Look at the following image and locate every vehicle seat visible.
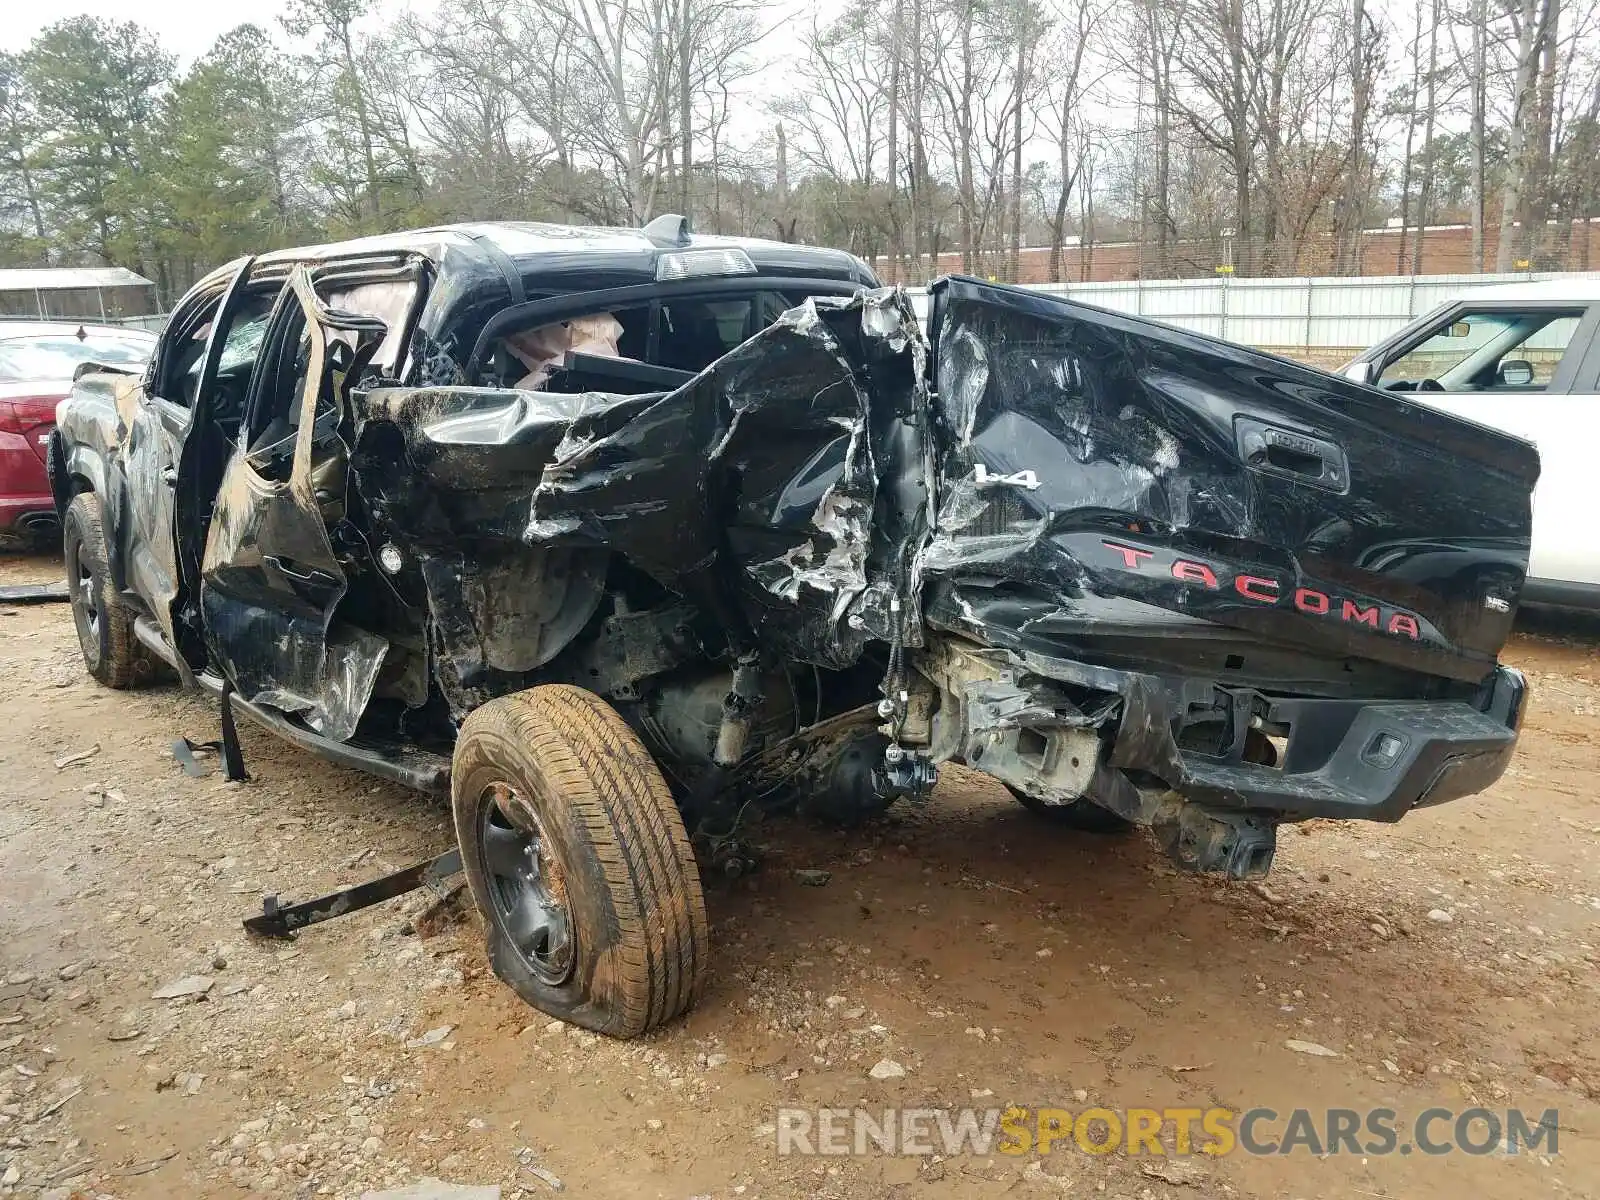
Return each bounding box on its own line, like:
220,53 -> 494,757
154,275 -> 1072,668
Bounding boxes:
657,305 -> 727,373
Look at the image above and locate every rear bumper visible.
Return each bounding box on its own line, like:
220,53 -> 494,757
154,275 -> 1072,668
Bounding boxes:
0,430 -> 54,535
1177,666 -> 1526,822
927,637 -> 1526,828
0,492 -> 59,536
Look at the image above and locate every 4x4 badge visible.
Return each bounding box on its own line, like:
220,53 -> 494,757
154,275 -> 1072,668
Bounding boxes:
972,462 -> 1040,490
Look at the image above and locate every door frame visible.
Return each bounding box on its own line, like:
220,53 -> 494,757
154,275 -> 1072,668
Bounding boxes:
119,257 -> 259,657
172,257 -> 260,619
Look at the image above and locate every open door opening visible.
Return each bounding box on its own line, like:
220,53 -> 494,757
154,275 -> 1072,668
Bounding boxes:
198,266 -> 391,742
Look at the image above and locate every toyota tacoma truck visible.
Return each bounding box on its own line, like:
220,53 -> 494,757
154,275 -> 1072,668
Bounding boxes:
48,217 -> 1535,1037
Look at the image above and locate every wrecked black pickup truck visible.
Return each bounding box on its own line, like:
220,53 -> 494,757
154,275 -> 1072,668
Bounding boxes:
48,217 -> 1536,1036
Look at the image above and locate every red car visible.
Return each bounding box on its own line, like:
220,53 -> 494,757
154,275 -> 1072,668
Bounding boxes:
0,321 -> 156,548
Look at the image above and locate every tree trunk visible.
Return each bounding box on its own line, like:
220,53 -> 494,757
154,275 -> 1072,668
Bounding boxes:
1080,176 -> 1094,281
1525,0 -> 1561,265
1495,0 -> 1546,271
1470,0 -> 1487,270
1151,23 -> 1172,277
1008,33 -> 1024,283
1412,0 -> 1440,275
909,0 -> 925,280
1228,0 -> 1251,274
1338,0 -> 1371,275
1049,185 -> 1069,283
887,0 -> 904,279
1233,146 -> 1252,276
338,20 -> 382,222
679,0 -> 692,217
958,0 -> 976,276
1396,0 -> 1421,274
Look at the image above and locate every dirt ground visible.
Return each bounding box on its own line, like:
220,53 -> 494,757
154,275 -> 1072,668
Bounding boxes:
1,551 -> 1596,1200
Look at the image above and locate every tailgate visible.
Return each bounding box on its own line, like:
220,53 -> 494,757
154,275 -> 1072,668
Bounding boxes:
924,277 -> 1539,683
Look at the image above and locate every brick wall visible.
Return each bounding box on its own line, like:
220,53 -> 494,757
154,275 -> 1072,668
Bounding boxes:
871,220 -> 1600,285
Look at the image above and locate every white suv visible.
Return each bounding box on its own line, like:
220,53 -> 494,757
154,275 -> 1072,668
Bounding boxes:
1342,279 -> 1600,610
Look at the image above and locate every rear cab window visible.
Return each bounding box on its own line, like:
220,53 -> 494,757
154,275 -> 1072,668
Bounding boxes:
481,288 -> 845,394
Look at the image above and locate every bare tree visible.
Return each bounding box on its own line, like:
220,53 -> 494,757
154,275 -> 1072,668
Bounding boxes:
768,11 -> 893,255
771,13 -> 887,187
1494,0 -> 1560,268
9,0 -> 1600,284
1039,0 -> 1105,282
923,0 -> 1044,274
1411,0 -> 1446,273
1333,0 -> 1384,273
282,0 -> 383,222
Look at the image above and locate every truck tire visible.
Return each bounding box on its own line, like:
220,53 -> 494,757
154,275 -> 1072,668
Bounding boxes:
451,684 -> 709,1038
1007,785 -> 1134,834
63,492 -> 148,689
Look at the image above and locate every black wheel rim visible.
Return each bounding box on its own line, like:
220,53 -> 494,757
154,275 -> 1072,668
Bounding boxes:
71,544 -> 99,644
477,783 -> 574,987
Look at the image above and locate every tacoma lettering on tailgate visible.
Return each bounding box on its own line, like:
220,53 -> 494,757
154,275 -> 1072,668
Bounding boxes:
1101,539 -> 1423,641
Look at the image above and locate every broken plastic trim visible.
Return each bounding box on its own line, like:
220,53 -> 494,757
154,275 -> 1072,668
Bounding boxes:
0,582 -> 68,603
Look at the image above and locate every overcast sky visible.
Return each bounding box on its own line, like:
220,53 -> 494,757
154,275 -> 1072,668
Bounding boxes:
0,0 -> 824,61
5,0 -> 1442,173
2,0 -> 833,153
1,0 -> 305,59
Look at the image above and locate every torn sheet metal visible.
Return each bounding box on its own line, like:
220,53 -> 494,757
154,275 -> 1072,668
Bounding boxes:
358,288 -> 934,686
527,288 -> 935,667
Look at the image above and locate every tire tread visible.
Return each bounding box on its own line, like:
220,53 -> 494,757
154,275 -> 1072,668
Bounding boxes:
63,492 -> 144,689
453,685 -> 707,1037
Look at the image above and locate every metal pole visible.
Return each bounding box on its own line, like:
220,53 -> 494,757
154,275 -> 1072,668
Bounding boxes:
1304,277 -> 1315,357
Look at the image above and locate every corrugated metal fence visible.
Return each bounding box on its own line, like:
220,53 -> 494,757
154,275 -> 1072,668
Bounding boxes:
54,270 -> 1600,353
906,270 -> 1600,355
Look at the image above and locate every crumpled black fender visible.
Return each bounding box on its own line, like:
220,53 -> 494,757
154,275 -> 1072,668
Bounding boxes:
357,289 -> 935,683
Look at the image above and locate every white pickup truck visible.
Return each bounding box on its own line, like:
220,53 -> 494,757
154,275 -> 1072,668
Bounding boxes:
1342,278 -> 1600,610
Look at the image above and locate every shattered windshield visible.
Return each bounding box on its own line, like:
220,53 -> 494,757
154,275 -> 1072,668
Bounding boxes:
203,310 -> 272,376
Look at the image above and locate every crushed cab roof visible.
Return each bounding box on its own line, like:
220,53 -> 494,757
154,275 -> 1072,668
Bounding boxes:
192,220 -> 871,297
